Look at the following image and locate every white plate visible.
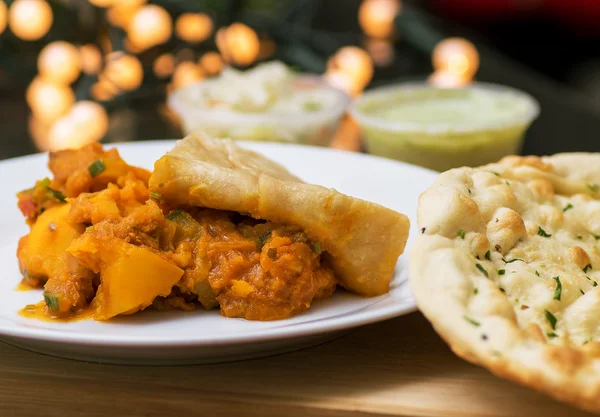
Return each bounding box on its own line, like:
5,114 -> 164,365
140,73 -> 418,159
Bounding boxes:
0,140 -> 437,365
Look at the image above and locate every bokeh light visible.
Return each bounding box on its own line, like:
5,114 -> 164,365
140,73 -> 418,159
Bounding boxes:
358,0 -> 400,39
47,101 -> 109,151
79,44 -> 102,75
153,53 -> 175,78
127,4 -> 172,50
199,52 -> 223,76
103,52 -> 144,92
432,37 -> 479,81
91,76 -> 120,101
26,77 -> 75,122
172,61 -> 205,90
8,0 -> 53,41
70,101 -> 109,143
325,46 -> 374,96
0,1 -> 7,35
427,70 -> 470,88
175,13 -> 213,44
217,23 -> 260,66
106,0 -> 145,29
38,41 -> 82,85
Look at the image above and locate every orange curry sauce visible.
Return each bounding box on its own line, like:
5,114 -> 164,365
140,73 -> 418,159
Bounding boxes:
16,143 -> 336,322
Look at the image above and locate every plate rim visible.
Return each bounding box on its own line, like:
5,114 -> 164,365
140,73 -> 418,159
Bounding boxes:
0,140 -> 436,348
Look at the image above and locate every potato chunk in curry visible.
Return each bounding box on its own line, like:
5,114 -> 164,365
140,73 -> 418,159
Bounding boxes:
16,144 -> 337,321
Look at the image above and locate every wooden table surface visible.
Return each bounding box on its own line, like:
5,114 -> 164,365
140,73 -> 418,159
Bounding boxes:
0,312 -> 595,417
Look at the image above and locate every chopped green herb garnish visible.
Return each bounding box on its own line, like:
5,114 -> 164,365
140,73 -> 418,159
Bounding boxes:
562,203 -> 573,213
43,292 -> 59,312
267,247 -> 277,259
505,258 -> 524,264
587,276 -> 598,287
537,226 -> 552,238
488,171 -> 500,177
580,289 -> 585,295
545,310 -> 557,330
583,264 -> 593,273
165,209 -> 185,221
587,183 -> 599,192
476,263 -> 488,277
577,235 -> 583,240
485,250 -> 491,261
463,315 -> 480,327
473,288 -> 479,295
547,332 -> 558,339
535,270 -> 540,277
150,191 -> 161,201
498,269 -> 505,275
48,187 -> 66,203
303,101 -> 322,112
88,159 -> 105,178
595,234 -> 600,241
553,276 -> 562,301
38,177 -> 50,188
505,180 -> 510,186
458,229 -> 465,239
312,242 -> 322,255
257,230 -> 272,250
499,287 -> 505,293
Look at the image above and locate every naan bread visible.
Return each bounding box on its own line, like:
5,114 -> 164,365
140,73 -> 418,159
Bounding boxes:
150,133 -> 410,296
411,153 -> 600,413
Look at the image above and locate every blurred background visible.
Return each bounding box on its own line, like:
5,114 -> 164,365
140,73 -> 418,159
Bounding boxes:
1,0 -> 599,160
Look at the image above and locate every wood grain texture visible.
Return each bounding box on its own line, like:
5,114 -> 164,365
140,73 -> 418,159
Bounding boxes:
0,312 -> 595,417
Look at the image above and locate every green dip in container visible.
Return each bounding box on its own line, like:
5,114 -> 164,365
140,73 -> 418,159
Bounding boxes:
349,82 -> 540,171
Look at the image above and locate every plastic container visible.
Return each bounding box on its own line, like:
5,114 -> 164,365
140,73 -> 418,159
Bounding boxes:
349,82 -> 540,171
168,75 -> 350,147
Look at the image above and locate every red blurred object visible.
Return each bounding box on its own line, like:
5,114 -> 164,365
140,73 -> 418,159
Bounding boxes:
429,0 -> 600,36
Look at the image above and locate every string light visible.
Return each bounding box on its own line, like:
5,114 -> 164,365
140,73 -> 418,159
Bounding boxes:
153,53 -> 175,78
175,13 -> 213,43
326,46 -> 374,96
70,101 -> 109,143
103,52 -> 143,92
199,52 -> 223,76
26,77 -> 75,122
217,23 -> 260,66
91,76 -> 119,101
47,101 -> 109,151
79,44 -> 102,75
215,28 -> 232,63
38,41 -> 81,85
432,37 -> 479,81
127,4 -> 172,50
8,0 -> 53,41
124,35 -> 145,53
358,0 -> 400,39
0,1 -> 7,35
172,62 -> 205,90
106,0 -> 145,29
427,70 -> 470,88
